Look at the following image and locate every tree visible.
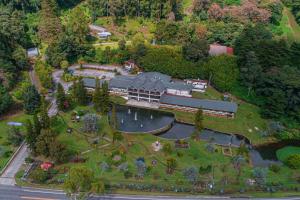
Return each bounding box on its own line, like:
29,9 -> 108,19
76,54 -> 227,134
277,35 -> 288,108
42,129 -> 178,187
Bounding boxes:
23,85 -> 41,114
195,109 -> 204,131
204,55 -> 238,92
109,0 -> 124,22
100,81 -> 110,114
38,0 -> 62,44
66,6 -> 90,44
112,131 -> 123,144
162,143 -> 172,155
183,166 -> 199,185
239,51 -> 262,96
252,167 -> 268,187
73,78 -> 88,105
40,97 -> 50,129
35,129 -> 57,157
208,3 -> 224,21
7,127 -> 23,146
56,83 -> 67,111
135,160 -> 146,179
285,154 -> 300,169
0,86 -> 13,115
110,103 -> 118,129
49,141 -> 70,163
166,157 -> 177,174
93,78 -> 101,112
193,0 -> 211,14
118,39 -> 126,50
232,155 -> 245,181
182,39 -> 209,62
25,117 -> 42,154
64,166 -> 95,200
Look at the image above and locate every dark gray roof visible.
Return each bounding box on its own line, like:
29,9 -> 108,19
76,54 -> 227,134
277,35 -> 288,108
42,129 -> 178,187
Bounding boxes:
128,72 -> 170,93
160,94 -> 238,113
165,81 -> 193,91
109,75 -> 136,89
83,78 -> 106,88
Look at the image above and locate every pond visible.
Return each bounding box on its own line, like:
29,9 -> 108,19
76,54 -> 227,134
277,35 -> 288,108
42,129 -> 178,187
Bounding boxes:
109,104 -> 299,168
108,105 -> 175,134
250,140 -> 300,167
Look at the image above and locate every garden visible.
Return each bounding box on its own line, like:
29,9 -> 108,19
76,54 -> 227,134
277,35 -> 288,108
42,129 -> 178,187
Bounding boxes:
16,102 -> 300,197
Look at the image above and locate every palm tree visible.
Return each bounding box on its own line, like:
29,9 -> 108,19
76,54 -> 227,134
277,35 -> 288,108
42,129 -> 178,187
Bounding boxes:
166,157 -> 177,174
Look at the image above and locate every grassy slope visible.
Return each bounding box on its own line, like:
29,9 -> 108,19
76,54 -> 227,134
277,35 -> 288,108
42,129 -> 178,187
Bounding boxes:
276,7 -> 300,43
171,87 -> 268,144
0,113 -> 29,171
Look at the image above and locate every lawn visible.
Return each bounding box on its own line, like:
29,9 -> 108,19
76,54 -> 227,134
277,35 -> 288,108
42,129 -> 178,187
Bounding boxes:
276,146 -> 300,162
94,17 -> 156,42
170,87 -> 269,145
16,105 -> 300,195
0,112 -> 29,171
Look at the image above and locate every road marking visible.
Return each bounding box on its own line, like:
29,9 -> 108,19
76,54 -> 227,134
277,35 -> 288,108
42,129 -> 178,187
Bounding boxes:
20,196 -> 58,200
22,189 -> 65,195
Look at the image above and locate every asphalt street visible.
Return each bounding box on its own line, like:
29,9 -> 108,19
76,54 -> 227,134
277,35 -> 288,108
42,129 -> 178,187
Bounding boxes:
1,185 -> 300,200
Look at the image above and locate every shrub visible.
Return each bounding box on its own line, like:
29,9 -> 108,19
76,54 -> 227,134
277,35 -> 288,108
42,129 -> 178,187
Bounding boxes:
176,151 -> 184,157
124,171 -> 133,179
162,143 -> 172,155
29,168 -> 49,183
269,164 -> 281,173
285,154 -> 300,169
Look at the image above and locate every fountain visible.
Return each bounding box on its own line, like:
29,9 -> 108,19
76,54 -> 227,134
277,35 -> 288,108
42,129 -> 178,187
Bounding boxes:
134,112 -> 138,121
140,124 -> 143,128
150,115 -> 153,119
128,108 -> 131,114
121,119 -> 124,124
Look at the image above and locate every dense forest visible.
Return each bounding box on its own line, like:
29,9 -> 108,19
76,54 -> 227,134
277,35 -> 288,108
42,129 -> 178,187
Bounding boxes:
0,0 -> 300,128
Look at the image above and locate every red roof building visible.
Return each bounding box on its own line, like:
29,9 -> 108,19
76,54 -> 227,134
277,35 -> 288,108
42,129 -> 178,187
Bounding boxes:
209,44 -> 234,56
40,162 -> 53,171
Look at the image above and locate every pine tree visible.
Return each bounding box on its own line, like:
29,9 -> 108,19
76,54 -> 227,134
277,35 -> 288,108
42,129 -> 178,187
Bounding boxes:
100,81 -> 110,114
72,78 -> 88,105
195,109 -> 204,131
25,119 -> 36,152
40,97 -> 50,129
240,51 -> 262,96
93,78 -> 102,112
56,83 -> 66,111
23,85 -> 41,114
111,103 -> 118,129
33,114 -> 41,136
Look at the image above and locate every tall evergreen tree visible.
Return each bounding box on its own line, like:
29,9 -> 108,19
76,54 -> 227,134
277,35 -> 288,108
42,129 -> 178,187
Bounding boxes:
195,109 -> 204,131
100,81 -> 110,114
56,83 -> 66,111
240,51 -> 262,96
77,78 -> 88,105
40,97 -> 50,129
23,85 -> 41,114
25,119 -> 36,152
93,78 -> 102,112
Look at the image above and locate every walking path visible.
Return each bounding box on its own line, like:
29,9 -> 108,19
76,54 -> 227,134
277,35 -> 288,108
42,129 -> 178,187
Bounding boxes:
0,143 -> 29,185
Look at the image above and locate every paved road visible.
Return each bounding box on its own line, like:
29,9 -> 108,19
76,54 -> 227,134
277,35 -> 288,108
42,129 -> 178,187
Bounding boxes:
0,143 -> 29,185
1,185 -> 299,200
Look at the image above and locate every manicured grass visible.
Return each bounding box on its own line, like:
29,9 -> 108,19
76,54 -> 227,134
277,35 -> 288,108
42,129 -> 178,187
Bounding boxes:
192,86 -> 222,100
0,112 -> 29,171
276,146 -> 300,162
170,87 -> 268,144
